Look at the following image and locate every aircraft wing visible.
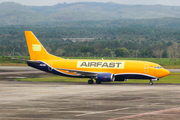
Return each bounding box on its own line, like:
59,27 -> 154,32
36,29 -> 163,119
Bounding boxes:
56,68 -> 98,77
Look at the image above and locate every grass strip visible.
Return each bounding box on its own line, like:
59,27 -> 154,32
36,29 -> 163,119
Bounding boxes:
16,73 -> 180,84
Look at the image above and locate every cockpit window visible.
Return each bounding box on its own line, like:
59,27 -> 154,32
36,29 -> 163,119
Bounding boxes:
154,66 -> 163,69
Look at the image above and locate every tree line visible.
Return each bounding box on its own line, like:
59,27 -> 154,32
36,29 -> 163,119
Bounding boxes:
0,24 -> 180,64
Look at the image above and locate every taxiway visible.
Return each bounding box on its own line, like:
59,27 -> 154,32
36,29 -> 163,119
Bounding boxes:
0,81 -> 180,120
0,66 -> 180,119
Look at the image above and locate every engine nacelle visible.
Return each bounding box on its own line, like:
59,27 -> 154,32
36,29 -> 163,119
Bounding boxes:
96,73 -> 115,82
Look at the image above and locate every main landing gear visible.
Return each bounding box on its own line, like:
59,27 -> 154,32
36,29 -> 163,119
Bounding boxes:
149,79 -> 153,85
88,79 -> 94,84
88,78 -> 101,84
96,80 -> 101,84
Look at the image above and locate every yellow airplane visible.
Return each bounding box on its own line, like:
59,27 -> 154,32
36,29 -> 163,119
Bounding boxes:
13,31 -> 170,85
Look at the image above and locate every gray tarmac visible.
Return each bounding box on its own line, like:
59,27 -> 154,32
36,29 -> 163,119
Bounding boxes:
0,66 -> 180,120
0,81 -> 180,120
0,66 -> 45,76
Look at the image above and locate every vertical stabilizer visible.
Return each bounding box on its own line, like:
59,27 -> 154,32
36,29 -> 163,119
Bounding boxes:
25,31 -> 63,60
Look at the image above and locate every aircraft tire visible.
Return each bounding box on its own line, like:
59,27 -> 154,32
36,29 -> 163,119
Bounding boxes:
88,80 -> 94,84
149,82 -> 153,85
96,81 -> 101,84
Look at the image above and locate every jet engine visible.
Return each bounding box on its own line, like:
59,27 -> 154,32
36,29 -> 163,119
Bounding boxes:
96,73 -> 115,82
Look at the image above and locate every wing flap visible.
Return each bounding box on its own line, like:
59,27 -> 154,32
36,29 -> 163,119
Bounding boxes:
56,68 -> 97,77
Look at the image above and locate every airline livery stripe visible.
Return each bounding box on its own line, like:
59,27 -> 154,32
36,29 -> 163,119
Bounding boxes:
115,73 -> 157,79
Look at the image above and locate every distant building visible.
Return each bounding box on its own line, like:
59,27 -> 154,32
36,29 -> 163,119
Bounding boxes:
62,38 -> 95,42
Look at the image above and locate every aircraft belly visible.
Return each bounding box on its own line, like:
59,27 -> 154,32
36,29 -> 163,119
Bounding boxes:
115,73 -> 156,81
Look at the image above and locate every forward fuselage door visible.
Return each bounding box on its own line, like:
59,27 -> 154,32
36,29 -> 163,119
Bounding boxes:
144,64 -> 149,73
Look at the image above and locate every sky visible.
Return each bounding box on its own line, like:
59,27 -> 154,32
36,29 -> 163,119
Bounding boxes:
1,0 -> 180,6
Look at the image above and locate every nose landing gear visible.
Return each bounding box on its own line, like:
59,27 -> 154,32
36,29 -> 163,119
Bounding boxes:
149,78 -> 159,85
149,79 -> 153,85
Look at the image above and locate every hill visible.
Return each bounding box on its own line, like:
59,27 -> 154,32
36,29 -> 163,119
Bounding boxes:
1,2 -> 180,26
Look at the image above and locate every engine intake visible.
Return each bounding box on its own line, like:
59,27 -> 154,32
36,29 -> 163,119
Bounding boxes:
96,73 -> 115,82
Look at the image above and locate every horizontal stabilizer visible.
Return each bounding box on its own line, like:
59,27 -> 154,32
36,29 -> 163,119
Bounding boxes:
11,58 -> 40,64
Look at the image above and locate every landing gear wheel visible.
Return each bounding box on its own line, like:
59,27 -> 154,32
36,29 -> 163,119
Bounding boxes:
88,80 -> 94,84
149,80 -> 153,85
96,81 -> 101,84
149,82 -> 153,85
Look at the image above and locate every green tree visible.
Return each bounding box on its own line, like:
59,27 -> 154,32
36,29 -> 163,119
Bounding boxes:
162,51 -> 168,58
115,48 -> 129,57
55,48 -> 65,56
80,46 -> 92,53
103,48 -> 111,57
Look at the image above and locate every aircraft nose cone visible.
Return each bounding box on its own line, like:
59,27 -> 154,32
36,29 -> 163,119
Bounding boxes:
163,69 -> 170,76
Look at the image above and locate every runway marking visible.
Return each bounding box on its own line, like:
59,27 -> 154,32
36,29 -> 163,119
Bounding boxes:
151,103 -> 163,105
138,105 -> 144,107
108,107 -> 180,120
75,107 -> 130,117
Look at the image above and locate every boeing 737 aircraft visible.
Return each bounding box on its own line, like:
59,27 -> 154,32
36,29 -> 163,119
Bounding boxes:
13,31 -> 170,85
